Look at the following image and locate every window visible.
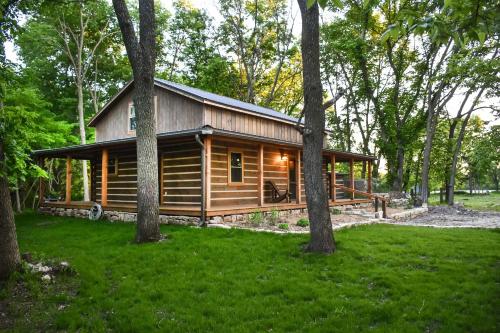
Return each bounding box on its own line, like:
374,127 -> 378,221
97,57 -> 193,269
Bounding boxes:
127,97 -> 158,133
228,150 -> 243,184
108,157 -> 118,176
128,103 -> 136,132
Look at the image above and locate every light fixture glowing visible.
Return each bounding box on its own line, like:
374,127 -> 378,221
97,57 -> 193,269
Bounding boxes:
280,149 -> 287,161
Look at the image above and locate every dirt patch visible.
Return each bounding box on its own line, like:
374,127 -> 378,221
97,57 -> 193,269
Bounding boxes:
393,205 -> 500,228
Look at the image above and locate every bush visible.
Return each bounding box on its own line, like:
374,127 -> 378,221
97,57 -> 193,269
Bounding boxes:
268,207 -> 280,225
278,223 -> 289,230
249,211 -> 263,226
331,208 -> 342,215
296,218 -> 309,227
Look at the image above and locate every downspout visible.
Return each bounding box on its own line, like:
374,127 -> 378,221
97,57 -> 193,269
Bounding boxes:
195,134 -> 206,227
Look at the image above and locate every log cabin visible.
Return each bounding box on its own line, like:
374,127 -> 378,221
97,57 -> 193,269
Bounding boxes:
34,78 -> 383,224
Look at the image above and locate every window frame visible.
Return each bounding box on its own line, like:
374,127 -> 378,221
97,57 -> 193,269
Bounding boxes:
127,102 -> 136,134
127,96 -> 158,134
108,157 -> 119,177
227,148 -> 245,185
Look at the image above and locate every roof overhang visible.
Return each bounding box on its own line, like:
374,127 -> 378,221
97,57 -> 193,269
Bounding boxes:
33,127 -> 375,162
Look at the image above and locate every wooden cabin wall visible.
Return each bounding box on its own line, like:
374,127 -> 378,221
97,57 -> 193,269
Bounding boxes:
160,139 -> 201,207
95,87 -> 204,142
96,149 -> 137,205
203,105 -> 303,145
210,139 -> 259,207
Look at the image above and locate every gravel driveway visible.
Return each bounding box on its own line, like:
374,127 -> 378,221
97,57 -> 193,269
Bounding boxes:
392,205 -> 500,229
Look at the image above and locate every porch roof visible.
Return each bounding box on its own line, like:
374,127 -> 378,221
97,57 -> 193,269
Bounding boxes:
32,127 -> 376,162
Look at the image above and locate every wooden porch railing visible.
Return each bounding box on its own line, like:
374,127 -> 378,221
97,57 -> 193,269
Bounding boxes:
333,184 -> 387,218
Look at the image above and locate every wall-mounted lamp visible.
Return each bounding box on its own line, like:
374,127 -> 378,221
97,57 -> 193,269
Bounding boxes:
280,149 -> 287,161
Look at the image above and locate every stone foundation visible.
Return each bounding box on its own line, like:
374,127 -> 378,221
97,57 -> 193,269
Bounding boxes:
208,208 -> 307,224
38,206 -> 200,226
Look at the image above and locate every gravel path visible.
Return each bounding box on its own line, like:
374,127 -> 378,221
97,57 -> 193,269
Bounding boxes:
391,205 -> 500,229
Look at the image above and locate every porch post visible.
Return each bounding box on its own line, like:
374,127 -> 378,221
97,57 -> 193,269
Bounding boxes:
296,149 -> 301,204
258,144 -> 264,206
101,149 -> 108,207
330,154 -> 336,202
349,158 -> 354,200
65,156 -> 72,204
205,136 -> 212,210
90,159 -> 97,202
367,160 -> 372,194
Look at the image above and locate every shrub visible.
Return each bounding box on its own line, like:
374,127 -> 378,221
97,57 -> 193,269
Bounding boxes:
278,223 -> 289,230
268,207 -> 280,225
331,208 -> 342,215
296,218 -> 309,227
249,211 -> 263,226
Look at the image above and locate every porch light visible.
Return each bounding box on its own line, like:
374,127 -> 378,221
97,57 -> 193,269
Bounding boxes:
280,149 -> 287,161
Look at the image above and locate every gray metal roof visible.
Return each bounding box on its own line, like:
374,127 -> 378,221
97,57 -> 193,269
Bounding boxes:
154,78 -> 300,124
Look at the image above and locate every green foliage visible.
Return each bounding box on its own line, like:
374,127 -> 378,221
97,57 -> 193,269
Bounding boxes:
429,192 -> 500,212
248,210 -> 263,226
268,207 -> 280,225
0,69 -> 75,182
278,223 -> 289,230
4,212 -> 499,331
331,208 -> 342,215
296,218 -> 309,227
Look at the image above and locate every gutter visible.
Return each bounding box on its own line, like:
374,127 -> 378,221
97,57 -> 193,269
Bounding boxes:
195,133 -> 208,227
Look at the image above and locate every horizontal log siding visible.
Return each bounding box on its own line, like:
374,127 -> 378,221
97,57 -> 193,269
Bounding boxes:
204,105 -> 302,144
161,140 -> 201,207
96,150 -> 137,205
210,139 -> 259,207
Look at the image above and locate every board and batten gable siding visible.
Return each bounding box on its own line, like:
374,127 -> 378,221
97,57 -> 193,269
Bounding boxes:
94,87 -> 204,142
203,105 -> 303,144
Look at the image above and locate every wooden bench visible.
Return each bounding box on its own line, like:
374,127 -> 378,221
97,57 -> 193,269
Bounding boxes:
267,180 -> 290,203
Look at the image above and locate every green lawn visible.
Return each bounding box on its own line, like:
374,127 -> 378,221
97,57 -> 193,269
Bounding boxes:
1,213 -> 499,332
429,191 -> 500,212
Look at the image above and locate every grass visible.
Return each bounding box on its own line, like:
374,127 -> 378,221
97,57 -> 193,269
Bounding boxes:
1,212 -> 499,332
429,191 -> 500,212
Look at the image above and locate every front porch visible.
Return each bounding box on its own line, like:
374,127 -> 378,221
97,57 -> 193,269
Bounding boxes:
35,132 -> 386,222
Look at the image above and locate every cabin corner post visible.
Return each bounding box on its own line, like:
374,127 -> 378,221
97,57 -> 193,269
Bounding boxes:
330,154 -> 336,202
295,149 -> 301,204
101,148 -> 108,207
367,160 -> 372,194
349,158 -> 354,200
205,135 -> 212,211
65,156 -> 72,204
258,144 -> 264,206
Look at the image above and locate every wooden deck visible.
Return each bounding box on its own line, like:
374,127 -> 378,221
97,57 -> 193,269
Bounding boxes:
41,198 -> 372,217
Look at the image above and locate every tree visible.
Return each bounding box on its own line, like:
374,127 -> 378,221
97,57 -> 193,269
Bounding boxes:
112,0 -> 161,243
297,0 -> 335,254
218,0 -> 299,106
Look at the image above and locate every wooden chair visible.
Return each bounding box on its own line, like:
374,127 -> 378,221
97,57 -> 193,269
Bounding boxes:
267,180 -> 290,203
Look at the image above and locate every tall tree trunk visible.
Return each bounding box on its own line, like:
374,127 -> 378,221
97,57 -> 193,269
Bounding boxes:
0,142 -> 21,280
391,144 -> 404,192
113,0 -> 161,243
297,0 -> 335,254
76,81 -> 90,201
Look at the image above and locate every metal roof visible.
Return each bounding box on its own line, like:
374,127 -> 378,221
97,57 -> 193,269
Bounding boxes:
154,79 -> 300,124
